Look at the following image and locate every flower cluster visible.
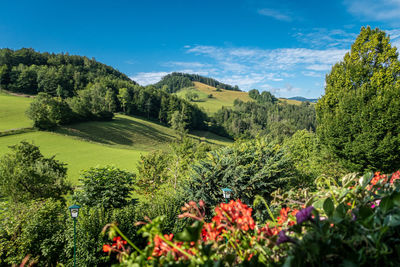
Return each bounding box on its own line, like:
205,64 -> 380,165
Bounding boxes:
200,199 -> 255,242
103,236 -> 128,253
368,171 -> 400,190
277,207 -> 298,227
152,234 -> 195,260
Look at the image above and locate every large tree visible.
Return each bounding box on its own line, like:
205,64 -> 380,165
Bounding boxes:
316,27 -> 400,172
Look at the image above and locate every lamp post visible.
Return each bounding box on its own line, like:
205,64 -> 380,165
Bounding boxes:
68,204 -> 81,267
221,188 -> 232,203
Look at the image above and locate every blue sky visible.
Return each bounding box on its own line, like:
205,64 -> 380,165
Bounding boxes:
1,0 -> 400,98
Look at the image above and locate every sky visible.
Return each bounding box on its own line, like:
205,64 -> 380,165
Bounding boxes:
1,0 -> 400,98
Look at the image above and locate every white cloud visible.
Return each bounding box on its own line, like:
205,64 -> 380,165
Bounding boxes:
293,28 -> 357,48
257,8 -> 292,22
302,71 -> 323,77
186,45 -> 347,72
130,72 -> 169,85
344,0 -> 400,25
387,29 -> 400,48
164,61 -> 210,68
306,64 -> 332,71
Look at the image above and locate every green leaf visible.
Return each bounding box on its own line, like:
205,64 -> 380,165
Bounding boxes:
323,198 -> 334,217
380,196 -> 394,214
392,192 -> 400,207
384,213 -> 400,227
175,221 -> 203,242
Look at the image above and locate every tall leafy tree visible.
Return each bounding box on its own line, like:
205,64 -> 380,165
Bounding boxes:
316,27 -> 400,172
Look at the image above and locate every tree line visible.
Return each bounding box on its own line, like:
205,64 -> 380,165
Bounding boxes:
210,99 -> 316,139
154,72 -> 240,93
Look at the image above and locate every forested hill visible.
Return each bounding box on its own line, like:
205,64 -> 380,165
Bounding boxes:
154,72 -> 240,93
0,48 -> 134,96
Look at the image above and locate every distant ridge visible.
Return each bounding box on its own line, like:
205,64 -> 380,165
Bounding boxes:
287,96 -> 318,103
154,72 -> 240,93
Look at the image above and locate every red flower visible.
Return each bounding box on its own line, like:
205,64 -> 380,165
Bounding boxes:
103,244 -> 111,253
390,171 -> 400,184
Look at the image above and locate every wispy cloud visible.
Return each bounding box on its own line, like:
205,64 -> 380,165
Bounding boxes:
387,29 -> 400,48
344,0 -> 400,25
293,28 -> 357,49
183,44 -> 348,96
130,72 -> 169,85
163,61 -> 210,68
186,45 -> 347,71
257,8 -> 292,22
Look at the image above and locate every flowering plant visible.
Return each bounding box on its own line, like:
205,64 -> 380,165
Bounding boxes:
103,171 -> 400,266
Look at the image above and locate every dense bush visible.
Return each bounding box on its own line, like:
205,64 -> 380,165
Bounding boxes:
0,199 -> 67,266
73,166 -> 136,209
316,26 -> 400,172
188,137 -> 295,208
26,92 -> 73,129
282,129 -> 347,186
0,141 -> 71,202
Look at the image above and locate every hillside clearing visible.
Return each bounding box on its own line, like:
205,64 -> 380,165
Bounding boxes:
176,82 -> 254,114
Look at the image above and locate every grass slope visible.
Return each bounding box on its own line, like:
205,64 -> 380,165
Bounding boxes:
176,82 -> 306,112
176,82 -> 253,114
0,113 -> 232,183
0,92 -> 33,131
0,131 -> 144,184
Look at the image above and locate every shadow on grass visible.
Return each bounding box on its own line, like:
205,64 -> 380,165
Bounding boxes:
56,116 -> 176,148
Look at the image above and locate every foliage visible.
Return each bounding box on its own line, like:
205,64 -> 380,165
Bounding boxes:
0,141 -> 71,202
188,137 -> 295,208
26,92 -> 72,129
0,48 -> 132,96
212,98 -> 316,139
316,26 -> 400,172
0,199 -> 67,266
169,109 -> 189,140
136,138 -> 213,196
103,170 -> 400,266
155,72 -> 240,92
73,166 -> 136,209
282,129 -> 347,186
248,89 -> 278,104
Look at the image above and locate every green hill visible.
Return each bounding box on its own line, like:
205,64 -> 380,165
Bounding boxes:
176,82 -> 254,114
0,93 -> 232,183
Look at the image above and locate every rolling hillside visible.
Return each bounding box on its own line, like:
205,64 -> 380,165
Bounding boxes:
175,81 -> 307,112
0,93 -> 232,183
176,82 -> 254,113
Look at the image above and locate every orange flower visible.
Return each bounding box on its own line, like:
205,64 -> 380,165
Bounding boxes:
102,244 -> 111,253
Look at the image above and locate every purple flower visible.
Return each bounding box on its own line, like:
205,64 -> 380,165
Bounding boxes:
276,230 -> 294,245
296,206 -> 314,224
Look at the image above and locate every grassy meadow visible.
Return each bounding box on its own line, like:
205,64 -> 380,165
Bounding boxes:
0,93 -> 232,184
0,92 -> 33,131
176,82 -> 254,114
175,82 -> 305,113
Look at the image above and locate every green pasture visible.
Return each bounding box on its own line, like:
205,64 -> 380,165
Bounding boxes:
0,92 -> 33,131
0,131 -> 145,184
175,82 -> 254,114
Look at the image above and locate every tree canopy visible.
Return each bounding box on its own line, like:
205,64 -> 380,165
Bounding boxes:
316,27 -> 400,172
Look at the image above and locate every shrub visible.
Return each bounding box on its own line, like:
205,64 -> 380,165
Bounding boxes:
0,141 -> 71,202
